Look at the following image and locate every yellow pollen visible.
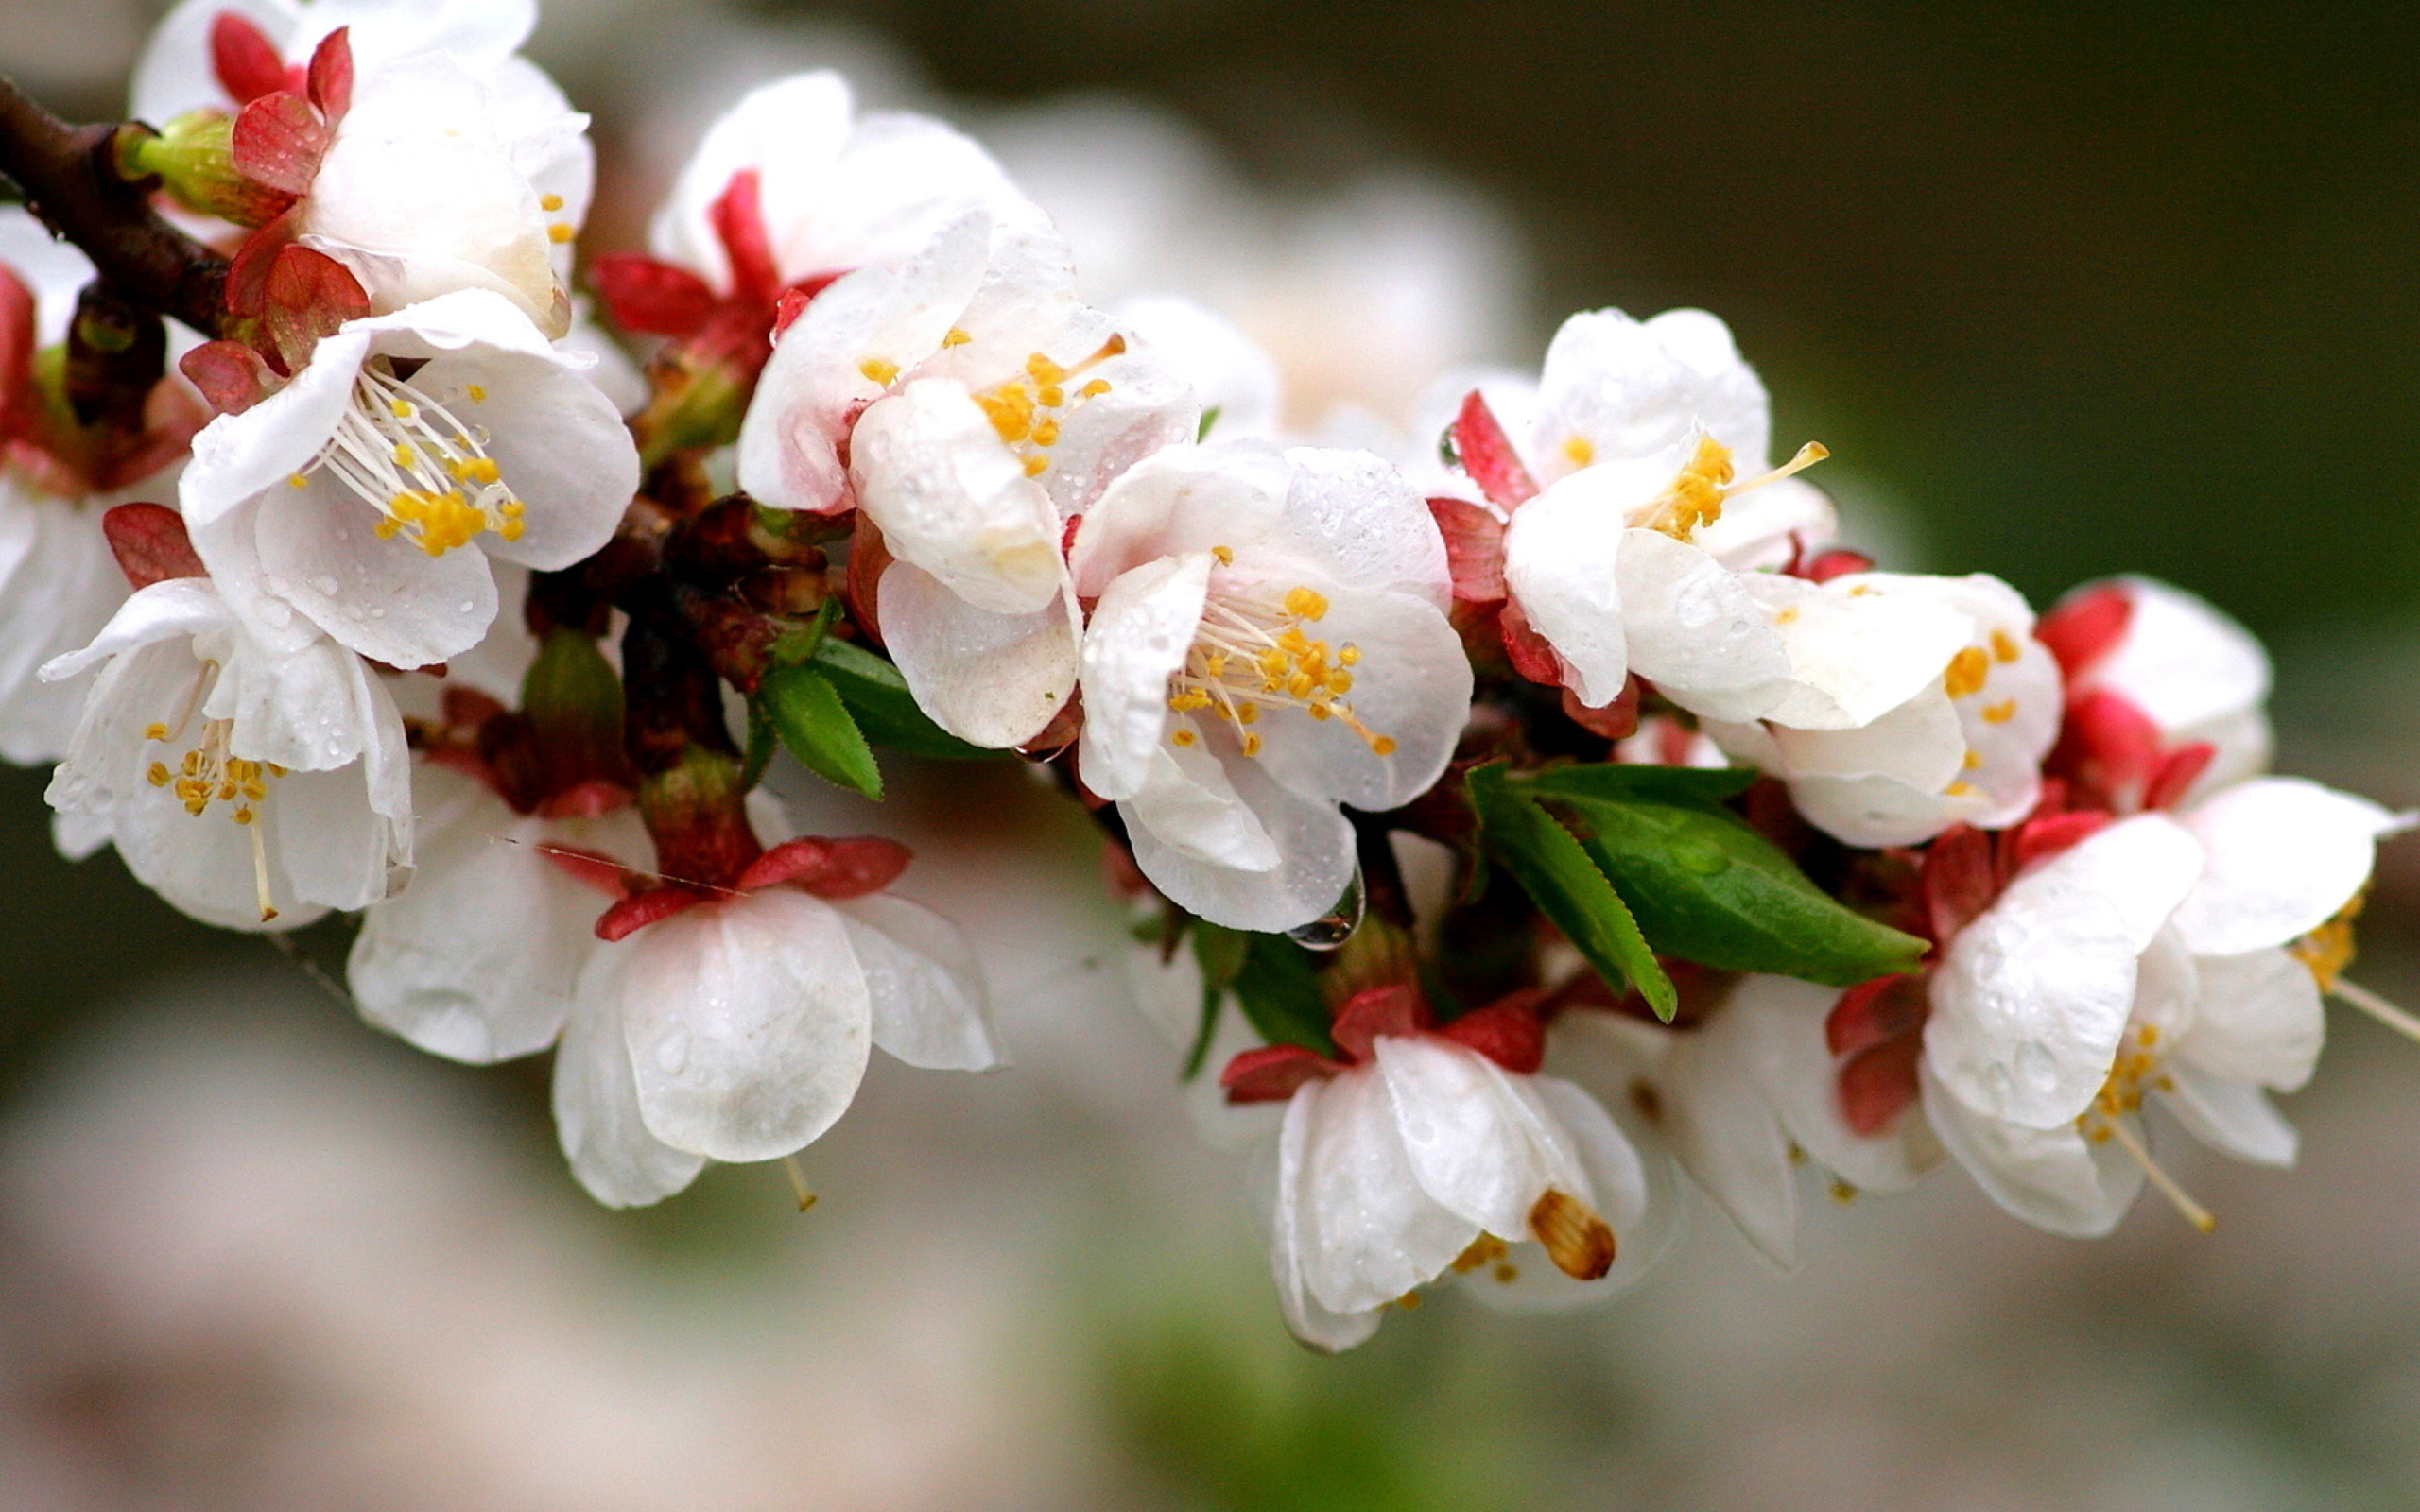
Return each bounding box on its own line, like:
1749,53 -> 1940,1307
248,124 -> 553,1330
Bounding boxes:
1943,645 -> 1991,699
547,222 -> 575,244
859,357 -> 900,386
1339,644 -> 1361,666
1212,545 -> 1234,566
392,443 -> 414,467
540,193 -> 564,212
1171,728 -> 1198,747
1023,455 -> 1049,477
1962,748 -> 1982,770
1564,436 -> 1596,467
1639,437 -> 1828,541
1991,628 -> 2022,662
389,399 -> 413,419
300,360 -> 528,558
144,722 -> 168,741
1451,1234 -> 1507,1274
2292,892 -> 2364,991
1164,583 -> 1396,758
1283,587 -> 1329,620
1775,605 -> 1800,625
942,327 -> 972,347
146,762 -> 170,786
1036,385 -> 1064,407
1945,780 -> 1978,797
1240,732 -> 1262,757
1980,698 -> 2017,725
1078,379 -> 1111,399
465,385 -> 486,403
287,473 -> 307,489
1031,419 -> 1060,446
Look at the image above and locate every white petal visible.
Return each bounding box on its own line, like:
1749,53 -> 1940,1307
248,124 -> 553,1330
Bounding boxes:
1076,552 -> 1210,799
1926,814 -> 2204,1128
1066,440 -> 1289,596
1500,471 -> 1629,706
1248,583 -> 1471,814
1920,1060 -> 2142,1238
553,969 -> 707,1209
1269,1079 -> 1397,1349
2174,947 -> 2324,1092
1123,739 -> 1357,933
1122,737 -> 1281,872
1744,571 -> 1978,731
878,561 -> 1077,748
1769,689 -> 1965,788
1533,307 -> 1769,479
618,889 -> 873,1162
1115,295 -> 1281,438
2090,576 -> 2271,743
182,326 -> 374,535
2169,777 -> 2399,956
1374,1035 -> 1582,1240
1731,973 -> 1939,1195
0,499 -> 126,765
417,348 -> 636,570
251,477 -> 499,668
2152,1066 -> 2298,1167
1295,1065 -> 1479,1315
1276,447 -> 1451,604
1615,528 -> 1795,720
1660,1005 -> 1801,1271
129,0 -> 294,122
831,893 -> 1002,1072
852,380 -> 1065,615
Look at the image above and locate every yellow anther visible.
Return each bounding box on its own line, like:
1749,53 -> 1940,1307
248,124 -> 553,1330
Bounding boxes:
1079,379 -> 1111,398
540,193 -> 564,212
1371,735 -> 1397,756
1026,353 -> 1066,384
2292,892 -> 2364,990
1991,628 -> 2022,662
1943,646 -> 1991,699
393,443 -> 414,467
1980,699 -> 2016,725
144,723 -> 168,741
547,223 -> 575,244
287,473 -> 307,489
1339,644 -> 1360,666
465,385 -> 486,403
1328,671 -> 1355,695
1962,748 -> 1983,770
1240,732 -> 1263,757
1945,780 -> 1978,797
942,327 -> 972,347
1023,455 -> 1049,477
1031,419 -> 1060,447
1564,436 -> 1596,467
146,763 -> 170,786
1308,704 -> 1333,720
233,807 -> 253,824
859,357 -> 900,386
1283,587 -> 1330,620
1171,728 -> 1198,747
1036,385 -> 1064,408
1775,605 -> 1800,625
389,399 -> 414,419
1212,545 -> 1234,566
1235,702 -> 1258,725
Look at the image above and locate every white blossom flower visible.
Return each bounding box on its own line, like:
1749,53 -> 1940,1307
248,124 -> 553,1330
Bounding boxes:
181,289 -> 637,670
1921,785 -> 2400,1236
1552,975 -> 1939,1271
1224,988 -> 1668,1350
738,209 -> 1196,746
1067,440 -> 1470,932
2039,574 -> 2273,808
133,0 -> 591,336
1704,573 -> 2063,846
41,576 -> 411,930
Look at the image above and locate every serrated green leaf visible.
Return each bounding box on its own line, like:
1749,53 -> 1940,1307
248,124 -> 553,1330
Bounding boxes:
739,696 -> 776,791
1467,762 -> 1676,1021
1229,930 -> 1338,1057
760,662 -> 883,799
807,638 -> 997,760
1551,792 -> 1926,987
1520,761 -> 1755,810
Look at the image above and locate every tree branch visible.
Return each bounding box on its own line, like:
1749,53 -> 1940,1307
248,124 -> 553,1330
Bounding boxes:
0,77 -> 227,337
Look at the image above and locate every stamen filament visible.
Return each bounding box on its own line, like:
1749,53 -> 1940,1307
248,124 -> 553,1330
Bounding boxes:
2105,1116 -> 2215,1233
2331,978 -> 2420,1045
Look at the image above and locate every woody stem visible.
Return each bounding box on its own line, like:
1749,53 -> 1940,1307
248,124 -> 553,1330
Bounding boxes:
0,77 -> 229,337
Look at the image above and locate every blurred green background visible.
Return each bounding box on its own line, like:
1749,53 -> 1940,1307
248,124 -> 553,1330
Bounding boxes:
3,2 -> 2420,1508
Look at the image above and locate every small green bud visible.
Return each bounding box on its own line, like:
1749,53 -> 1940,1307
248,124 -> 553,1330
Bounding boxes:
116,112 -> 291,229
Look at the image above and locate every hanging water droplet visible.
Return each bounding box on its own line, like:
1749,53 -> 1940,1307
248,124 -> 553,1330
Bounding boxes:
1286,866 -> 1365,951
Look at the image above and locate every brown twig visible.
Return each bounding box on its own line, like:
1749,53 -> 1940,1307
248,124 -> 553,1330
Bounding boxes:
0,77 -> 227,336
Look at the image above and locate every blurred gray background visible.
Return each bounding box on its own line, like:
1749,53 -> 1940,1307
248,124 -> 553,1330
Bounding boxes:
4,2 -> 2420,1508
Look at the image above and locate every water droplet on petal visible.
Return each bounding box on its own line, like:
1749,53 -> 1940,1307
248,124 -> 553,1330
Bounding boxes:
458,600 -> 475,613
1286,866 -> 1365,951
654,1028 -> 689,1074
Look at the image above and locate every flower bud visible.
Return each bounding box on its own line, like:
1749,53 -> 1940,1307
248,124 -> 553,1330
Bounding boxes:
114,112 -> 292,229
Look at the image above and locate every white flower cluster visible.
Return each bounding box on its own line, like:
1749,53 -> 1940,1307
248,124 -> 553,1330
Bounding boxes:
0,0 -> 2406,1350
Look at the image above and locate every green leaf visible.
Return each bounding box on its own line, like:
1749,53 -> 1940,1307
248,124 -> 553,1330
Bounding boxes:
1197,405 -> 1222,442
1224,929 -> 1337,1057
759,662 -> 883,799
1467,762 -> 1676,1021
1184,922 -> 1252,1079
1550,792 -> 1927,988
739,696 -> 776,791
807,638 -> 997,761
1520,761 -> 1755,810
767,595 -> 840,668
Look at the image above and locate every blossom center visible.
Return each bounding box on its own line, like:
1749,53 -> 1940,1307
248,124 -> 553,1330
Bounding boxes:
1164,576 -> 1396,759
973,337 -> 1122,479
138,667 -> 287,922
297,361 -> 527,557
1634,435 -> 1829,540
2078,1022 -> 2216,1233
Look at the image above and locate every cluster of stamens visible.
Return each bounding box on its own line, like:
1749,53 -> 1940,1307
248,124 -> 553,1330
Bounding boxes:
2078,1022 -> 2215,1232
861,334 -> 1125,480
1938,628 -> 2031,797
140,687 -> 288,922
1164,574 -> 1396,759
1632,434 -> 1830,540
296,361 -> 525,558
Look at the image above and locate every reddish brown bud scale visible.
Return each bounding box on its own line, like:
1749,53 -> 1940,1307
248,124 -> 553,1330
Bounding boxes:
595,885 -> 712,941
1437,991 -> 1547,1074
1836,1033 -> 1924,1137
1219,1043 -> 1345,1103
735,835 -> 912,898
590,252 -> 719,338
101,502 -> 204,588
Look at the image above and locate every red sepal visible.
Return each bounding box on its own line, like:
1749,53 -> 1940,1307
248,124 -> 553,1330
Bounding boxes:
1799,548 -> 1874,583
102,503 -> 205,589
1919,823 -> 1996,947
1836,1033 -> 1923,1137
180,339 -> 277,414
1426,495 -> 1507,602
262,244 -> 370,373
210,12 -> 289,105
232,90 -> 331,197
589,252 -> 718,338
1562,679 -> 1639,742
1219,1043 -> 1344,1104
2036,583 -> 2133,681
223,204 -> 301,322
2142,741 -> 2216,812
1825,972 -> 1928,1058
0,263 -> 33,438
596,885 -> 711,941
735,834 -> 912,898
771,271 -> 844,336
303,27 -> 353,121
1451,389 -> 1538,511
1438,990 -> 1547,1074
709,169 -> 782,306
2005,807 -> 2111,875
1330,984 -> 1426,1063
843,511 -> 891,644
1498,595 -> 1563,686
